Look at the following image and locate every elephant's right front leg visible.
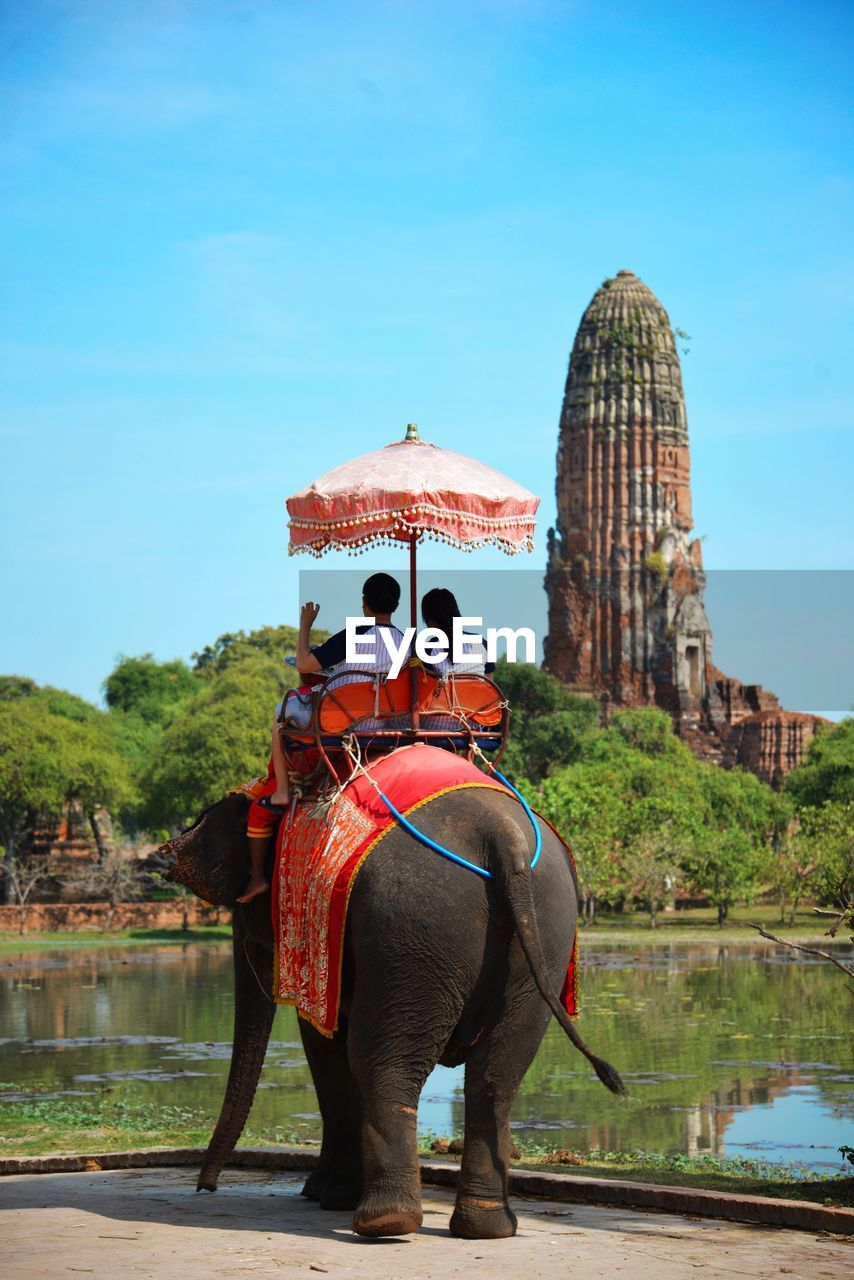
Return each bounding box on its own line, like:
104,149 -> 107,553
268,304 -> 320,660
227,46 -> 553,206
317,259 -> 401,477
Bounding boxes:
298,1018 -> 364,1210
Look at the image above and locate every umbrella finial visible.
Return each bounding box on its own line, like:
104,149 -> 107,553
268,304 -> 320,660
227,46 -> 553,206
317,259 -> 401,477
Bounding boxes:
404,422 -> 420,442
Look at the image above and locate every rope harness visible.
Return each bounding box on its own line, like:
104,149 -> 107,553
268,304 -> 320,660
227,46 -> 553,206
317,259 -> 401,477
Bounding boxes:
341,734 -> 541,880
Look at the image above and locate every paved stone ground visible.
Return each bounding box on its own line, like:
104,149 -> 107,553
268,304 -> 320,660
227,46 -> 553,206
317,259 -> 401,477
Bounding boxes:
2,1168 -> 850,1279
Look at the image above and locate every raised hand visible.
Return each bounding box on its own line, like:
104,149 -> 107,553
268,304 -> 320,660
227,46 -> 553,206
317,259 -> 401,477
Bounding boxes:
300,600 -> 321,631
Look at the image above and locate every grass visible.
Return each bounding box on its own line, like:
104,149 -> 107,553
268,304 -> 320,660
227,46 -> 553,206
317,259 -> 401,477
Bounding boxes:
0,1096 -> 313,1158
424,1137 -> 854,1207
519,1151 -> 854,1207
0,1098 -> 219,1157
3,902 -> 842,955
2,1098 -> 851,1207
576,902 -> 843,946
0,926 -> 233,955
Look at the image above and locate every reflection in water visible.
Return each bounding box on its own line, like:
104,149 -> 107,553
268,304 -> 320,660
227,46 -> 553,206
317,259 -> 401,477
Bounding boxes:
2,941 -> 852,1172
724,1087 -> 847,1163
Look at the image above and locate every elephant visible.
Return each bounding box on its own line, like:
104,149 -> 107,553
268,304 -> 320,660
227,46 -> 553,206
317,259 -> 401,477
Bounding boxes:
161,783 -> 624,1240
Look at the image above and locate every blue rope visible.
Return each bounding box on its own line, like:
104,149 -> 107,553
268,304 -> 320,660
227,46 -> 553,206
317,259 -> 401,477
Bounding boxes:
493,767 -> 542,870
374,767 -> 541,880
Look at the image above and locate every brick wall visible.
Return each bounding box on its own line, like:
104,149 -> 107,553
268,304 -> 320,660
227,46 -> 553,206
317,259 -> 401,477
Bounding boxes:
0,900 -> 227,932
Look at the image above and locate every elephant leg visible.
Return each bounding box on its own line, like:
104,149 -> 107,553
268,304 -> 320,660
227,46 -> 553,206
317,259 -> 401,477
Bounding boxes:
198,910 -> 276,1192
299,1137 -> 331,1204
450,999 -> 551,1239
347,998 -> 455,1237
298,1018 -> 363,1210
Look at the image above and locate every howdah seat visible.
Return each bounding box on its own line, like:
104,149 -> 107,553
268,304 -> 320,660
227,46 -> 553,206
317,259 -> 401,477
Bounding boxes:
280,669 -> 508,781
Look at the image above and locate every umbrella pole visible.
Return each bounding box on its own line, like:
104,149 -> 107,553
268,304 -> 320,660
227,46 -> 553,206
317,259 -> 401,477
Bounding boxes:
409,534 -> 418,630
409,534 -> 420,733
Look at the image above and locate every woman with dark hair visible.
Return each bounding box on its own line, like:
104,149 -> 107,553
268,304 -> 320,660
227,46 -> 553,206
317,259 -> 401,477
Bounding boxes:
420,587 -> 492,676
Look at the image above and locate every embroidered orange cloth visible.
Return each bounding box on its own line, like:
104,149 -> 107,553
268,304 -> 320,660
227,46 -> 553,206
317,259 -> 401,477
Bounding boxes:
270,743 -> 579,1035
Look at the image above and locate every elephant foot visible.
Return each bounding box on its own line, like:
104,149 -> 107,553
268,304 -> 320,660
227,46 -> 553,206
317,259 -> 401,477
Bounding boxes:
450,1196 -> 517,1239
320,1175 -> 363,1211
352,1193 -> 422,1237
300,1167 -> 327,1201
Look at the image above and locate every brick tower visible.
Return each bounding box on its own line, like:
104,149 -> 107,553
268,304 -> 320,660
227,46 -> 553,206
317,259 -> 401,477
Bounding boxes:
545,269 -> 714,717
544,269 -> 827,783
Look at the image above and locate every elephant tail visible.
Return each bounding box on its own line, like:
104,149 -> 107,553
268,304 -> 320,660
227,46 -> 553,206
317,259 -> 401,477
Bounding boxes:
497,811 -> 626,1097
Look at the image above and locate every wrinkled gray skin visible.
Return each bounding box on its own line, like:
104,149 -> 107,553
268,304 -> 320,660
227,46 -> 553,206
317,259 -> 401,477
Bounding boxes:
162,788 -> 623,1239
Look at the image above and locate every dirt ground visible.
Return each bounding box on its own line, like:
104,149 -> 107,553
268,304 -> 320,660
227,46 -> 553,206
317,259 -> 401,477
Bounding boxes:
2,1167 -> 850,1279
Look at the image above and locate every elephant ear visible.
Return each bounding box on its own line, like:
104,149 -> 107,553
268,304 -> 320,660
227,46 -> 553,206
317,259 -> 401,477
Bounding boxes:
163,793 -> 251,907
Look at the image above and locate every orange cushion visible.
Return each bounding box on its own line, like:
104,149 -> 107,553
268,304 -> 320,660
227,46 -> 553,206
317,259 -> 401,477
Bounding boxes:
317,674 -> 412,734
417,672 -> 503,728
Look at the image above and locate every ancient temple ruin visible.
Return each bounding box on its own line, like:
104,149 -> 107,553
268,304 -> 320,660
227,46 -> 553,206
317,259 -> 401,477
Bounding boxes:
544,269 -> 826,786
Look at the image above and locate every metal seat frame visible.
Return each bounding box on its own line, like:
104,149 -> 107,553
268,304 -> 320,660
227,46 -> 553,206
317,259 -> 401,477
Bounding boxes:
279,668 -> 508,787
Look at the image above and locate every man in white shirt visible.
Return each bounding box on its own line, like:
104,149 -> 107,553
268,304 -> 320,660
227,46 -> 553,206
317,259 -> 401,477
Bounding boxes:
237,574 -> 407,904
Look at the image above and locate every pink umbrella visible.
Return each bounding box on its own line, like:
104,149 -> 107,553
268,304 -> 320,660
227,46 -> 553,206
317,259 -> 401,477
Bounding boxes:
287,423 -> 537,558
287,424 -> 539,732
287,423 -> 539,629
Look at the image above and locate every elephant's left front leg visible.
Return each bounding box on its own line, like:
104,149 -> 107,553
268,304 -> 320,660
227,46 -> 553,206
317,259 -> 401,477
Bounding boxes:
347,994 -> 456,1237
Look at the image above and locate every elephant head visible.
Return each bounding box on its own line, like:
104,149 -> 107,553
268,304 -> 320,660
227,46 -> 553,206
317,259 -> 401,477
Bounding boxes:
159,793 -> 249,906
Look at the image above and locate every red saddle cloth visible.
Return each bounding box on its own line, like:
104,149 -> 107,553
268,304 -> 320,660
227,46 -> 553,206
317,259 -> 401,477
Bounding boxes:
270,743 -> 579,1035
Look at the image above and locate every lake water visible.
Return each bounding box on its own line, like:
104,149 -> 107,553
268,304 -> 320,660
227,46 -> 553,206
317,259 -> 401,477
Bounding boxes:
2,940 -> 852,1174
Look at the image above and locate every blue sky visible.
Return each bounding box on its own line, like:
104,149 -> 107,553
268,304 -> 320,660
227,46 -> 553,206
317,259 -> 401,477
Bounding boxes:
1,0 -> 852,707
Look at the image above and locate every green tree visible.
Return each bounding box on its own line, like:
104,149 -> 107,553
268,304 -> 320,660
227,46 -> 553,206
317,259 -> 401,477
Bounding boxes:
592,748 -> 704,922
493,660 -> 579,720
138,657 -> 279,832
768,827 -> 819,924
536,710 -> 675,920
616,782 -> 703,927
699,759 -> 784,843
539,764 -> 626,921
0,676 -> 38,701
108,630 -> 310,835
521,708 -> 598,780
752,800 -> 854,994
767,801 -> 853,928
0,696 -> 130,872
799,800 -> 854,908
103,655 -> 203,833
495,661 -> 599,782
608,706 -> 675,757
9,681 -> 132,853
618,825 -> 685,928
684,827 -> 769,927
681,765 -> 780,927
536,706 -> 781,928
104,654 -> 201,725
784,717 -> 854,810
192,624 -> 326,686
0,699 -> 70,860
2,676 -> 107,725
